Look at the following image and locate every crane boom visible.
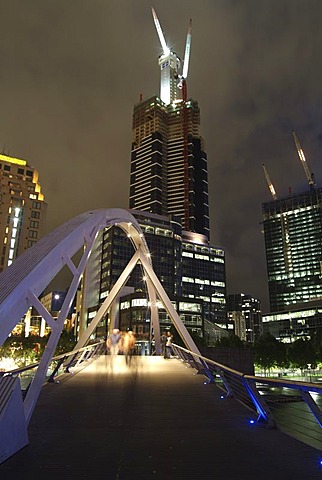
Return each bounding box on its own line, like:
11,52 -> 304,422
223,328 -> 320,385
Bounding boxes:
262,164 -> 278,200
151,6 -> 169,56
182,19 -> 192,80
292,130 -> 315,187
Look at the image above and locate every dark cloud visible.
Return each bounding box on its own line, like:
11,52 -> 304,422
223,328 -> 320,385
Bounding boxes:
0,0 -> 322,311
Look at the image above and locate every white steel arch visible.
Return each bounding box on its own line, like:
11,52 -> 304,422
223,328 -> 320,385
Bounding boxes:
0,208 -> 200,425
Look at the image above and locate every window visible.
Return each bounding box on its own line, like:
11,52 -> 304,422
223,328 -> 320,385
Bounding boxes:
32,201 -> 41,209
4,165 -> 10,171
18,168 -> 24,175
31,211 -> 40,219
30,220 -> 39,228
132,298 -> 148,307
28,230 -> 38,239
26,170 -> 33,177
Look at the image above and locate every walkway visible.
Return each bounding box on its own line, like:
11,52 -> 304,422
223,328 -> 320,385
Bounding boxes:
0,356 -> 321,479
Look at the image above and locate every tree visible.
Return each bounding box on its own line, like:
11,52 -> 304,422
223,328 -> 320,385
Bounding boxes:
288,338 -> 317,370
254,333 -> 287,373
0,335 -> 47,368
0,331 -> 76,370
214,334 -> 245,348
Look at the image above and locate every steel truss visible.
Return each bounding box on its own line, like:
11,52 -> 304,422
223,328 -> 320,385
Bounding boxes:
0,208 -> 200,430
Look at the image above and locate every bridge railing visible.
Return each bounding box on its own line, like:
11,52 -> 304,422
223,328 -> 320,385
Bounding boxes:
0,340 -> 106,392
172,343 -> 322,451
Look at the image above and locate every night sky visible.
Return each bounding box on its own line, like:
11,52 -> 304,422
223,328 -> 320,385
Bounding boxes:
1,0 -> 322,312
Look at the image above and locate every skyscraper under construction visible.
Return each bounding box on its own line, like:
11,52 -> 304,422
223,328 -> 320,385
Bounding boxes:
262,132 -> 322,312
81,8 -> 227,340
129,9 -> 210,239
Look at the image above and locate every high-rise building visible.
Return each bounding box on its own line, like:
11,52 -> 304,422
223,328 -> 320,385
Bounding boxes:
227,293 -> 262,342
79,9 -> 227,342
129,9 -> 209,239
262,188 -> 322,312
0,153 -> 47,272
130,96 -> 209,238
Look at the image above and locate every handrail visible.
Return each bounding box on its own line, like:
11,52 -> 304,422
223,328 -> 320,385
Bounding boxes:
172,343 -> 322,450
0,340 -> 105,380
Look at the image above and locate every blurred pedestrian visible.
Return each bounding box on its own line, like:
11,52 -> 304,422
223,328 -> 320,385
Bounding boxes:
106,329 -> 121,370
165,331 -> 173,359
123,330 -> 136,366
160,331 -> 167,358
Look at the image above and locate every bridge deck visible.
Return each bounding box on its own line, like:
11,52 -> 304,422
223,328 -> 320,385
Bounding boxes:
1,356 -> 321,479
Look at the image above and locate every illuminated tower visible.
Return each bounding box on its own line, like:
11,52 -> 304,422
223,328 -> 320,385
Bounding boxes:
0,153 -> 47,271
81,8 -> 227,340
129,8 -> 209,239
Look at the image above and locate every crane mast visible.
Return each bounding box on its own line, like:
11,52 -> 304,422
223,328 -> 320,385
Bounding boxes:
181,19 -> 192,230
292,130 -> 315,189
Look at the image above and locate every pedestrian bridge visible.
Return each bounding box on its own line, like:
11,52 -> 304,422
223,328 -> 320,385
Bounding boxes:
0,208 -> 321,478
0,347 -> 321,479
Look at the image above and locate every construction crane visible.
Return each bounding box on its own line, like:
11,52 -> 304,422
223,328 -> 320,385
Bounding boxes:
262,164 -> 278,200
151,6 -> 169,56
262,165 -> 293,274
292,130 -> 315,189
178,19 -> 192,102
151,7 -> 192,230
180,20 -> 192,230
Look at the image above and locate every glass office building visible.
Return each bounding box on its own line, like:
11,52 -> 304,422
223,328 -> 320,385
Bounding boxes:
262,303 -> 322,342
95,210 -> 226,339
262,188 -> 322,312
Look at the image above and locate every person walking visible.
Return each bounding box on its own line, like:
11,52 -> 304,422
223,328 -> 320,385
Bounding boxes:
165,331 -> 173,359
106,328 -> 121,371
160,331 -> 167,358
123,330 -> 136,366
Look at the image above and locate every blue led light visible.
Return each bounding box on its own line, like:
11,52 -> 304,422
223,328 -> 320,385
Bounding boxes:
249,419 -> 255,424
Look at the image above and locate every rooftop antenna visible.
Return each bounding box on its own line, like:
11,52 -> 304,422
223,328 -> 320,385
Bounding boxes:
292,130 -> 315,189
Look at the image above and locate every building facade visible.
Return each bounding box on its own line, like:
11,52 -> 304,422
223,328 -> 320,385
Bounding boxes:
91,210 -> 226,339
130,95 -> 210,238
262,302 -> 322,343
262,188 -> 322,312
0,153 -> 47,272
227,293 -> 262,342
